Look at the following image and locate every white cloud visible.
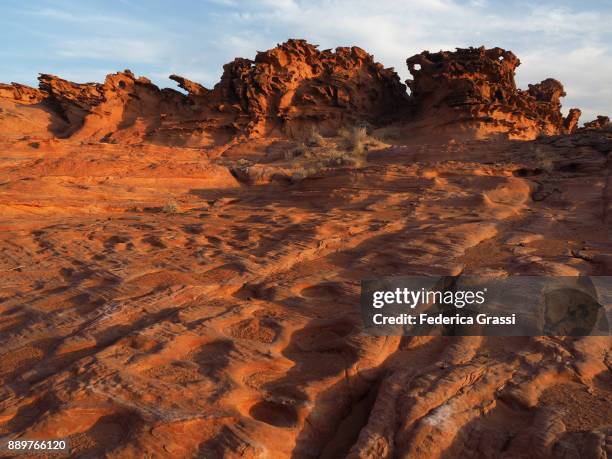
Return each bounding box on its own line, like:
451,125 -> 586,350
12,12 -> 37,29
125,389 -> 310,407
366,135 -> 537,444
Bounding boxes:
56,39 -> 167,64
30,7 -> 150,28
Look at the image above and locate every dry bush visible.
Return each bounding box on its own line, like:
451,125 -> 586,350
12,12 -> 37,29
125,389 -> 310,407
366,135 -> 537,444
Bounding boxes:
289,151 -> 361,182
286,128 -> 325,160
285,124 -> 385,182
532,146 -> 554,172
306,127 -> 325,147
321,150 -> 361,167
163,200 -> 178,214
285,143 -> 309,159
290,165 -> 321,182
339,125 -> 367,155
374,125 -> 403,142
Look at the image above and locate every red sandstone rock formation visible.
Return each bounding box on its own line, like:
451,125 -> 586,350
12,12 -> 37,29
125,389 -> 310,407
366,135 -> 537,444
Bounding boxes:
209,39 -> 409,137
169,74 -> 209,97
406,46 -> 581,139
0,40 -> 408,145
0,41 -> 607,145
0,82 -> 46,104
583,115 -> 610,130
0,40 -> 611,459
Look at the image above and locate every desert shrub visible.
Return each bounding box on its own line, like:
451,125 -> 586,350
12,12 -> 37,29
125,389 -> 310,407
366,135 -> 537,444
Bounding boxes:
339,125 -> 368,156
322,150 -> 360,167
286,142 -> 316,159
286,125 -> 375,180
351,127 -> 367,156
290,167 -> 307,181
290,165 -> 322,182
162,200 -> 178,213
532,146 -> 554,172
374,125 -> 403,142
306,127 -> 325,147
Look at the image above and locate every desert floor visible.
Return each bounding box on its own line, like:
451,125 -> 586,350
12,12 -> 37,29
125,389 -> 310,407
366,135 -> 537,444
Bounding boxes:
0,133 -> 610,458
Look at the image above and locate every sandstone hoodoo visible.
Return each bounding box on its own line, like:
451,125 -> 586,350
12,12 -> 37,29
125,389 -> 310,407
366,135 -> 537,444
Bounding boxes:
405,46 -> 581,139
210,39 -> 410,137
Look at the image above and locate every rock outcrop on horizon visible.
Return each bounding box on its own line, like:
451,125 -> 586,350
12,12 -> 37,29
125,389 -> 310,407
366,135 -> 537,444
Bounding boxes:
0,40 -> 409,146
405,46 -> 581,139
584,115 -> 611,130
1,40 -> 600,145
199,39 -> 410,138
222,40 -> 410,136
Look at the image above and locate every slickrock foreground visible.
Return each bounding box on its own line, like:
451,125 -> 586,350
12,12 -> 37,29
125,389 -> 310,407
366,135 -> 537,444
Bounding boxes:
0,41 -> 610,458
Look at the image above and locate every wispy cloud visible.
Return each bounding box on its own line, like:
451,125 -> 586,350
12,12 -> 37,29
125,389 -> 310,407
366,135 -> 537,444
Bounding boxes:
29,7 -> 150,28
56,38 -> 167,63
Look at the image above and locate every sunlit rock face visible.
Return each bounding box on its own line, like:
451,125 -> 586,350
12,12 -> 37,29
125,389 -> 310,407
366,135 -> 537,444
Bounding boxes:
209,39 -> 411,138
405,46 -> 581,139
0,41 -> 606,145
0,40 -> 410,145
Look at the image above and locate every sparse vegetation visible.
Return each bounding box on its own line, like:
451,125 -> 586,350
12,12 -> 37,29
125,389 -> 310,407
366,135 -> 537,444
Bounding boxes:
338,125 -> 368,156
290,165 -> 321,182
282,124 -> 390,182
285,142 -> 309,159
532,145 -> 554,172
162,200 -> 178,213
306,127 -> 324,147
374,125 -> 403,142
321,149 -> 361,167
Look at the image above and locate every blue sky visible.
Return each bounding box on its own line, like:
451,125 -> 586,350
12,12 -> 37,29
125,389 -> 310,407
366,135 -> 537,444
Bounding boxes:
1,0 -> 610,121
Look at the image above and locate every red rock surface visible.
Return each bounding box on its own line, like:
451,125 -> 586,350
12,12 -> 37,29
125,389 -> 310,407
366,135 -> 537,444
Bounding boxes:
0,40 -> 610,458
0,40 -> 409,146
406,46 -> 581,139
210,39 -> 409,137
584,115 -> 611,130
